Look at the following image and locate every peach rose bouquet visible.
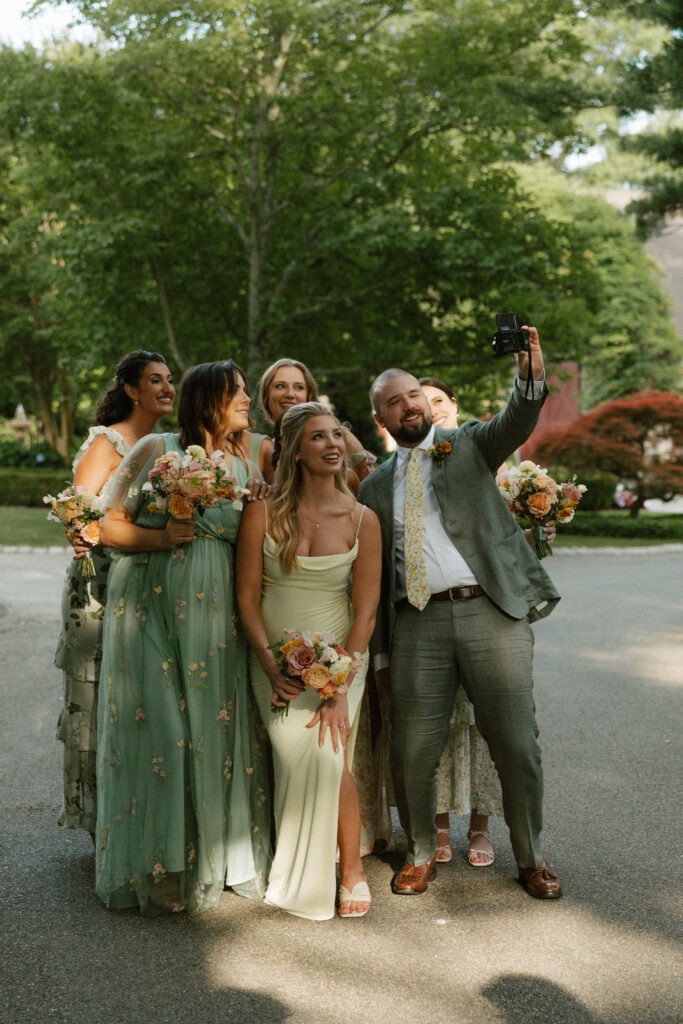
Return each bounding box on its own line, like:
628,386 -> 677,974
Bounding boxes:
495,461 -> 586,558
268,627 -> 359,717
43,486 -> 105,576
141,445 -> 248,522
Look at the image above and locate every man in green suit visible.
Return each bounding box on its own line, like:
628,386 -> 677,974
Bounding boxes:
358,327 -> 562,899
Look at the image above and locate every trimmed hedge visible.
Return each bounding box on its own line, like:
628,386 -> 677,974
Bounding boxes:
0,468 -> 71,507
561,511 -> 683,540
0,440 -> 66,469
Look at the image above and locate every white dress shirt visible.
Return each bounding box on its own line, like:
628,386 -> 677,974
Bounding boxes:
372,373 -> 545,671
393,425 -> 478,600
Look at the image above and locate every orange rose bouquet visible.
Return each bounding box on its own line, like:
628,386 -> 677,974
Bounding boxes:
141,445 -> 248,522
495,461 -> 587,558
43,486 -> 104,576
268,628 -> 359,717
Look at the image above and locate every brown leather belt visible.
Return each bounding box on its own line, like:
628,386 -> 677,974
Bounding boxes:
429,585 -> 484,602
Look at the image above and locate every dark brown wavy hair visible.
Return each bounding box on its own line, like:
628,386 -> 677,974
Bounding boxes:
178,360 -> 251,454
92,350 -> 167,425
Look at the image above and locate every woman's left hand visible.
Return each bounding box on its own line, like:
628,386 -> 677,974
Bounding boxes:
244,477 -> 271,502
524,519 -> 556,549
306,693 -> 350,753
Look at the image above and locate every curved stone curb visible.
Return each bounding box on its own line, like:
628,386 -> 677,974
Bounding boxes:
1,543 -> 682,556
551,543 -> 683,556
0,545 -> 71,553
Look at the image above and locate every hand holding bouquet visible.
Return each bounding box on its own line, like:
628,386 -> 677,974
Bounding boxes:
43,486 -> 104,576
268,628 -> 359,717
141,445 -> 248,522
495,461 -> 586,558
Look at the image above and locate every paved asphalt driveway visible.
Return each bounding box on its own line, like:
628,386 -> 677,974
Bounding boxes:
0,547 -> 681,1024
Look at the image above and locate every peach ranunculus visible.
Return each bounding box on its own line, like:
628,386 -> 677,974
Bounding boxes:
301,663 -> 331,690
168,493 -> 196,520
286,644 -> 318,674
80,520 -> 101,545
176,470 -> 215,500
555,506 -> 575,523
535,474 -> 558,498
526,491 -> 554,518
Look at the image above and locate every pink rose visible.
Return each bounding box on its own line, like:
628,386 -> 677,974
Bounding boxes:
285,644 -> 318,675
176,471 -> 214,499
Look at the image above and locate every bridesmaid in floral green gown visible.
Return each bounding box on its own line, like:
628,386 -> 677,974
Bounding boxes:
55,351 -> 174,837
96,360 -> 272,916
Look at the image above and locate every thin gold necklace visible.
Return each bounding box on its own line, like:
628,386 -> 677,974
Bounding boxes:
299,501 -> 339,529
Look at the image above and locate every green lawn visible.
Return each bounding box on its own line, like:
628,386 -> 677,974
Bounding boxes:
0,505 -> 678,549
553,533 -> 674,548
0,506 -> 69,547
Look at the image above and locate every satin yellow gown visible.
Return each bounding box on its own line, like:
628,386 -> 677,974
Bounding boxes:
250,527 -> 367,920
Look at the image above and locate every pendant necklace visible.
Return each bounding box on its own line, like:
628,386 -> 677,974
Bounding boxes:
299,503 -> 338,529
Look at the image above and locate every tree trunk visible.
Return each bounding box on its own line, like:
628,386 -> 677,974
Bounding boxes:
150,259 -> 187,372
628,496 -> 644,517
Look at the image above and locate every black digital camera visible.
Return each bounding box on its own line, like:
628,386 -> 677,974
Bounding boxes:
491,313 -> 530,358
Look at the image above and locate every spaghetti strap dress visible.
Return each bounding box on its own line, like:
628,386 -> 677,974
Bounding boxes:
249,508 -> 368,920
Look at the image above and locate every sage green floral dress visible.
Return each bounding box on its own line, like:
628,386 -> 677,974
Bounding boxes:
95,433 -> 272,916
55,426 -> 130,834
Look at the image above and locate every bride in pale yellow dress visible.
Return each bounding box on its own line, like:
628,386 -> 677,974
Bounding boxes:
237,402 -> 381,920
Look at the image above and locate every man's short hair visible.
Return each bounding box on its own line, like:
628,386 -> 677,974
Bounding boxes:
370,368 -> 411,414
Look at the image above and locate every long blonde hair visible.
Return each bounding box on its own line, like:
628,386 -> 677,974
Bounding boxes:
270,402 -> 353,573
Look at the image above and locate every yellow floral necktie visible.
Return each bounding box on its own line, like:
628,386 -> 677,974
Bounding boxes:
404,448 -> 431,610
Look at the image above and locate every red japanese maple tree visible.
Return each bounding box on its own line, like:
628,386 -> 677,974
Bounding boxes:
534,390 -> 683,516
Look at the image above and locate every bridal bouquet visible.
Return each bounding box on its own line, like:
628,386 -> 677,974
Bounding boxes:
43,486 -> 104,577
141,445 -> 248,520
495,461 -> 587,558
268,628 -> 357,716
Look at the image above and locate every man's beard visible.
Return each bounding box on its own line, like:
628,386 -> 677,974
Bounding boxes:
391,410 -> 431,446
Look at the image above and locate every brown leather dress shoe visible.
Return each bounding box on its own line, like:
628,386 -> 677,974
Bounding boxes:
391,857 -> 437,895
518,860 -> 563,899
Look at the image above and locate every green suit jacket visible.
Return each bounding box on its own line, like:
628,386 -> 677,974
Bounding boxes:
359,384 -> 561,655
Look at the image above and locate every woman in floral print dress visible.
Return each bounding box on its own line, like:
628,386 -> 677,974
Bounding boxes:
95,361 -> 271,916
55,351 -> 174,837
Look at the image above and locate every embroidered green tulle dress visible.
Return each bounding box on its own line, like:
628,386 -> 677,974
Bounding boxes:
95,433 -> 272,915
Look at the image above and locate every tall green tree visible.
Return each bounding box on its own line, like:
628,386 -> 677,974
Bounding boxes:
29,0 -> 612,386
618,0 -> 683,234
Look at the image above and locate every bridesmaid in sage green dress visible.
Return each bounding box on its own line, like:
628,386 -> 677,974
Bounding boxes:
96,360 -> 272,916
55,351 -> 174,836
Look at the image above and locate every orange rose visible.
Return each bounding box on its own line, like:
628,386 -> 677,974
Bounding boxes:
168,494 -> 195,520
301,664 -> 331,690
318,682 -> 338,700
80,520 -> 101,545
526,491 -> 553,518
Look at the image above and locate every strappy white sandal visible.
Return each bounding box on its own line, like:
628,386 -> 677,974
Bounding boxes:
466,829 -> 495,867
338,880 -> 371,918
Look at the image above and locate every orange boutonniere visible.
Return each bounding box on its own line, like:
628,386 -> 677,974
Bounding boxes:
426,441 -> 452,465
